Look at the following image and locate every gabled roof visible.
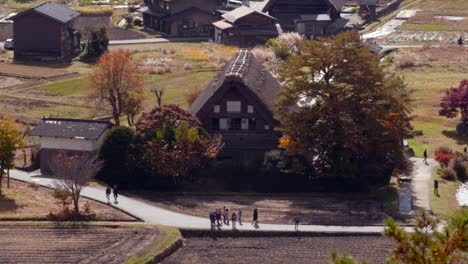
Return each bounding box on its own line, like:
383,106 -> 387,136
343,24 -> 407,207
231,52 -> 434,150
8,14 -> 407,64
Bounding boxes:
12,2 -> 80,24
262,0 -> 346,13
357,0 -> 378,5
189,49 -> 281,117
30,118 -> 112,140
222,5 -> 275,24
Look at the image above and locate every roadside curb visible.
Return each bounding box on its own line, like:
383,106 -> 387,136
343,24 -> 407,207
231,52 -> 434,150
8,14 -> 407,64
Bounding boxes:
179,228 -> 384,238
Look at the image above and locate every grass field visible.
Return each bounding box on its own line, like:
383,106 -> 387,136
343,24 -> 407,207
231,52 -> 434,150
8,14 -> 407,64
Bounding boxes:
429,168 -> 461,218
0,42 -> 237,125
393,47 -> 468,157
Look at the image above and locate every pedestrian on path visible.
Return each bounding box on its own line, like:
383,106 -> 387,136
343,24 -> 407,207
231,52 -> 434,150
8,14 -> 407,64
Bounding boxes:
423,149 -> 428,165
238,208 -> 243,225
216,209 -> 221,226
209,212 -> 215,229
294,214 -> 301,231
113,185 -> 119,203
458,36 -> 464,47
464,146 -> 467,154
252,208 -> 258,226
105,186 -> 111,203
434,179 -> 439,196
231,212 -> 237,230
224,207 -> 229,225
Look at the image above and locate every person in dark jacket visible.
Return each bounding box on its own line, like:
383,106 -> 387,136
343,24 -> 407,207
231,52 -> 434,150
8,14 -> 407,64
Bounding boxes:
434,179 -> 439,196
105,186 -> 112,203
252,208 -> 258,226
216,209 -> 221,226
423,149 -> 428,164
113,185 -> 119,203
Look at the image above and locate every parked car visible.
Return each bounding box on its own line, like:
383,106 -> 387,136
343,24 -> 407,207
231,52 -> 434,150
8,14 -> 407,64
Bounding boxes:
4,39 -> 14,50
225,0 -> 243,9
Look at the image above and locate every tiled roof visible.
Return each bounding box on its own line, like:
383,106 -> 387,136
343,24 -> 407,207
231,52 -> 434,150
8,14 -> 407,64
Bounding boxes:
189,49 -> 281,116
222,5 -> 275,24
12,2 -> 80,24
261,0 -> 346,12
30,118 -> 112,140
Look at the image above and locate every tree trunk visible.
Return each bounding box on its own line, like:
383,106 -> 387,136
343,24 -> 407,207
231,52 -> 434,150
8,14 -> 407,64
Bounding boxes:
73,193 -> 80,214
7,168 -> 9,189
127,114 -> 132,127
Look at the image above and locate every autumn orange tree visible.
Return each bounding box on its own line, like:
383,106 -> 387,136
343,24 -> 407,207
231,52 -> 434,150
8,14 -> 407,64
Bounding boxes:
276,32 -> 413,185
0,115 -> 25,193
90,49 -> 143,126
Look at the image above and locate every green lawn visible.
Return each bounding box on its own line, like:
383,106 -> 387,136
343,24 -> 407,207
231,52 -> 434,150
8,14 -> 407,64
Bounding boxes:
45,78 -> 89,96
399,67 -> 468,157
400,23 -> 457,32
429,167 -> 461,218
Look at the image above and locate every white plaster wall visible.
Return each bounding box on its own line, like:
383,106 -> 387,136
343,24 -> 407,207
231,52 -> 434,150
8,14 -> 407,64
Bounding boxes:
41,137 -> 97,151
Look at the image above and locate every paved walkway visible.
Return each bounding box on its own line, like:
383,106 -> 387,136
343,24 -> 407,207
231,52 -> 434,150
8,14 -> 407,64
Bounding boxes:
109,37 -> 208,45
410,157 -> 437,211
9,169 -> 397,234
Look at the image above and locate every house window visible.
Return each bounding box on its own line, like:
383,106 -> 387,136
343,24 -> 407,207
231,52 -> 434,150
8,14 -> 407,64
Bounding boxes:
212,118 -> 220,130
241,118 -> 249,130
247,105 -> 254,113
230,118 -> 241,130
182,19 -> 195,29
227,101 -> 241,113
214,105 -> 220,113
220,118 -> 228,130
249,118 -> 256,131
160,0 -> 170,10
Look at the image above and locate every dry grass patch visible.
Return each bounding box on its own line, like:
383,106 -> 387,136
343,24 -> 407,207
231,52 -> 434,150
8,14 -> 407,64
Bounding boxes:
0,179 -> 135,221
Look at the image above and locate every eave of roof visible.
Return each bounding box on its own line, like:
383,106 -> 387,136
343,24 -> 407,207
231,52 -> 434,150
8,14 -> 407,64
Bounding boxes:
12,2 -> 80,24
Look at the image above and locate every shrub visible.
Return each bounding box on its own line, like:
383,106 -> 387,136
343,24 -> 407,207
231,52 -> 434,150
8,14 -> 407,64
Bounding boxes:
140,57 -> 172,74
251,47 -> 276,63
53,189 -> 72,212
395,52 -> 417,69
98,126 -> 137,187
449,152 -> 468,182
276,32 -> 305,55
267,39 -> 290,60
439,167 -> 457,181
73,7 -> 113,16
435,146 -> 453,167
185,88 -> 201,106
81,26 -> 109,59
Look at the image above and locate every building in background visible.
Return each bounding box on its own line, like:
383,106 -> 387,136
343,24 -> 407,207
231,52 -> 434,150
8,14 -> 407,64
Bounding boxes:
30,118 -> 111,175
11,3 -> 81,62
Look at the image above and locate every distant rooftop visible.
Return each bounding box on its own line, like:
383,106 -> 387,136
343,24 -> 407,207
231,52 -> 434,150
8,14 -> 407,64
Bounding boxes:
30,118 -> 112,140
13,2 -> 80,24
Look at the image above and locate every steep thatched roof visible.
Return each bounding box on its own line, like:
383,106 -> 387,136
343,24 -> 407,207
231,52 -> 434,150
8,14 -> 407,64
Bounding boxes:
189,49 -> 281,117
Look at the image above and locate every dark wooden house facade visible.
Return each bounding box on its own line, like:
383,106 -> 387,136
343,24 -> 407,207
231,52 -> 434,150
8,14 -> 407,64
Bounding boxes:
140,0 -> 221,37
213,6 -> 280,46
189,49 -> 281,155
262,0 -> 345,37
12,3 -> 80,62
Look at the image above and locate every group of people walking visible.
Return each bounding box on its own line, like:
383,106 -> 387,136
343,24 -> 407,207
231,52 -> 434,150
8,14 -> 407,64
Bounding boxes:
209,207 -> 259,230
105,185 -> 119,204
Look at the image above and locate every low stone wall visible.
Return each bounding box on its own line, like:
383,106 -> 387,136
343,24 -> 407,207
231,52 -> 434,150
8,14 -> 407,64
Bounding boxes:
180,228 -> 384,238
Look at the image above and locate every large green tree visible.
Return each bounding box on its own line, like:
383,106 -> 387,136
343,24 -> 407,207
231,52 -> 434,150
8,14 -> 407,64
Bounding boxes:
276,32 -> 413,185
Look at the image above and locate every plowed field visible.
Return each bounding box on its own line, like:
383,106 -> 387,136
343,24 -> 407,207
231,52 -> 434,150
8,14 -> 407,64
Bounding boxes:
0,226 -> 162,264
163,236 -> 394,264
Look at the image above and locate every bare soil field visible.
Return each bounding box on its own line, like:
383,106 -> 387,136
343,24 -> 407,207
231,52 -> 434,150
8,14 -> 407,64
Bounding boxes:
0,225 -> 162,264
0,179 -> 135,221
163,236 -> 394,264
0,76 -> 23,88
131,192 -> 396,226
0,63 -> 73,78
76,15 -> 146,40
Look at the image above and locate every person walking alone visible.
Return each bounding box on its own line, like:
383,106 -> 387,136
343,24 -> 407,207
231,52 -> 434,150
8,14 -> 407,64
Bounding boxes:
458,36 -> 464,47
231,212 -> 238,230
105,186 -> 112,203
434,179 -> 439,196
294,214 -> 301,231
238,208 -> 243,225
423,149 -> 428,165
113,185 -> 119,203
252,208 -> 258,226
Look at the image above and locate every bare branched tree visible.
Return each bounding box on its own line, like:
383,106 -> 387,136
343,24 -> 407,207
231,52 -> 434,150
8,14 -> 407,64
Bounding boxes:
48,151 -> 102,214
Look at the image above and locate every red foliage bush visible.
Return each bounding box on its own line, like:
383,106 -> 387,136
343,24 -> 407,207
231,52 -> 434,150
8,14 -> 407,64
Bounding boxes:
434,146 -> 453,167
